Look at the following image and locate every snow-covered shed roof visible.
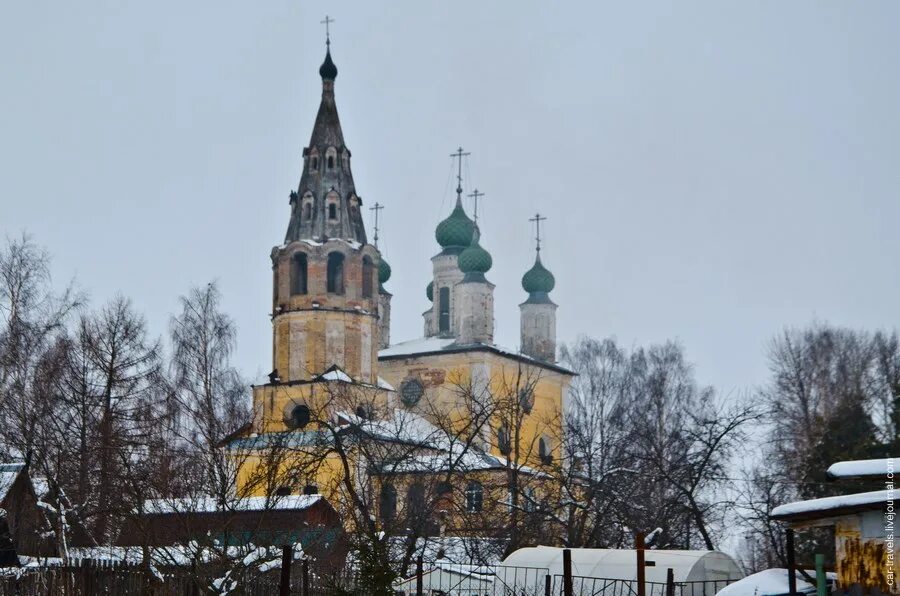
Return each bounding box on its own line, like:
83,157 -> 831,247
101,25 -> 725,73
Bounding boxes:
770,490 -> 890,522
716,568 -> 835,596
379,337 -> 574,375
142,494 -> 323,515
0,462 -> 26,503
826,458 -> 898,479
500,546 -> 742,585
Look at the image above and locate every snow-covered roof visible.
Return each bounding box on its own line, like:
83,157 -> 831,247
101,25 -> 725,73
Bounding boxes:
315,367 -> 353,383
379,336 -> 456,358
715,568 -> 834,596
501,546 -> 742,585
771,490 -> 890,520
379,337 -> 574,375
0,463 -> 25,503
142,494 -> 323,515
826,458 -> 898,479
377,376 -> 395,391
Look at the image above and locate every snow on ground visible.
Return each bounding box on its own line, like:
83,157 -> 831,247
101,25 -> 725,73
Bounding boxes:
716,568 -> 834,596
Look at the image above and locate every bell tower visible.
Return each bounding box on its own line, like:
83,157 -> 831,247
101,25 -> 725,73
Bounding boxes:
269,39 -> 385,384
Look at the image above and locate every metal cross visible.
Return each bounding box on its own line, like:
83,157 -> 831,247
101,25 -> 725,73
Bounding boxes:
370,202 -> 384,248
321,15 -> 334,47
450,146 -> 471,198
529,213 -> 547,252
468,189 -> 485,224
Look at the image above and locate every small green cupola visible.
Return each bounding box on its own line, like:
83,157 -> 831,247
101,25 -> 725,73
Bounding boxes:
522,253 -> 555,304
458,226 -> 492,282
378,256 -> 391,292
426,281 -> 434,302
435,197 -> 475,254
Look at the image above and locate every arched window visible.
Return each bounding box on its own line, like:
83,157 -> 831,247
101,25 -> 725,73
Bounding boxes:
519,387 -> 534,414
406,482 -> 426,518
497,424 -> 511,455
362,256 -> 375,298
438,287 -> 450,333
539,436 -> 553,464
465,481 -> 483,513
327,155 -> 334,169
302,202 -> 312,220
290,253 -> 308,295
327,252 -> 345,294
380,483 -> 397,522
310,156 -> 318,171
328,203 -> 338,220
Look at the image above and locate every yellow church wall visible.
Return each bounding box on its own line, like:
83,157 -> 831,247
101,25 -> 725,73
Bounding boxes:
378,349 -> 570,469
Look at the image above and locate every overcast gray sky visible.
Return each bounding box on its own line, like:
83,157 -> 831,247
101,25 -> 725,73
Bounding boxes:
2,1 -> 897,393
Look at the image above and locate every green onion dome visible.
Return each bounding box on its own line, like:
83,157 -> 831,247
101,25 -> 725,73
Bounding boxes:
426,281 -> 434,302
435,198 -> 475,249
458,227 -> 492,274
319,49 -> 338,81
522,254 -> 555,294
378,257 -> 391,284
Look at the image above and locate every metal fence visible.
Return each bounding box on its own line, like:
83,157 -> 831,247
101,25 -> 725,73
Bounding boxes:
0,560 -> 736,596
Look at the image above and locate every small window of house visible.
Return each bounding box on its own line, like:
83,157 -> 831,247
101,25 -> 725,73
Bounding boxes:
407,483 -> 426,518
380,483 -> 397,522
328,203 -> 338,220
465,481 -> 483,513
327,155 -> 334,169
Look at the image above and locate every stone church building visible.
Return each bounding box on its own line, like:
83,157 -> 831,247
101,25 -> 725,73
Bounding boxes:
231,41 -> 573,545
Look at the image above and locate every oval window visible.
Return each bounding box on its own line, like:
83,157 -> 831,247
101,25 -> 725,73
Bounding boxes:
400,378 -> 425,407
287,404 -> 311,429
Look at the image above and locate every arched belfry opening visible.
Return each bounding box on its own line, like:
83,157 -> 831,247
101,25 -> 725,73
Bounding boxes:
291,252 -> 308,295
362,256 -> 375,298
327,252 -> 345,294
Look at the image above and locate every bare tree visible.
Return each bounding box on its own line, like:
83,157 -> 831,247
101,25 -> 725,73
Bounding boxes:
0,234 -> 80,465
557,337 -> 757,551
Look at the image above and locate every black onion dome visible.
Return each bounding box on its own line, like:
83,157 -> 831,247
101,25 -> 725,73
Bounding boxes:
319,49 -> 338,80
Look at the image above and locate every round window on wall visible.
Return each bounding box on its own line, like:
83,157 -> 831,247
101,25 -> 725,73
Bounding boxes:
286,404 -> 311,429
400,378 -> 425,407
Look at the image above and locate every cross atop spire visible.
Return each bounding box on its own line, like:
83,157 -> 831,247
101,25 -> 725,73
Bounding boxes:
468,189 -> 485,225
529,213 -> 547,253
450,146 -> 471,200
321,15 -> 334,48
370,202 -> 384,248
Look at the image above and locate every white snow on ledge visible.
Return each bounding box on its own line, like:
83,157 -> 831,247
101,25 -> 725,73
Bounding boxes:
771,490 -> 890,518
826,458 -> 899,479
